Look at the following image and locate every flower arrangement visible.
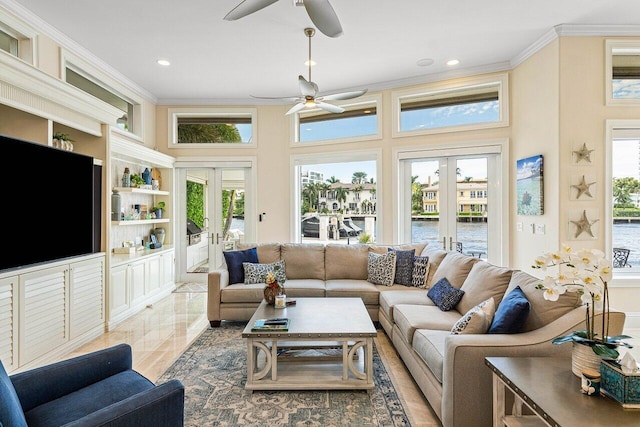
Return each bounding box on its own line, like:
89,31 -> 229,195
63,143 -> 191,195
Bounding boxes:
533,245 -> 631,358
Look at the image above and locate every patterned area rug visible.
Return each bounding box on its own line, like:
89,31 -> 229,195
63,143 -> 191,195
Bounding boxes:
157,323 -> 411,427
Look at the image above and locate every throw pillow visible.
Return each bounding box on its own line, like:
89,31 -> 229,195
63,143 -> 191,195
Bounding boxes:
223,247 -> 258,284
488,286 -> 531,334
388,248 -> 415,286
411,255 -> 430,288
243,260 -> 287,284
427,277 -> 465,311
367,252 -> 397,286
451,297 -> 496,335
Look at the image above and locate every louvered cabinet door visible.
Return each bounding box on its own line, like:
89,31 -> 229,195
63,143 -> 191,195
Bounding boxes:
19,265 -> 68,367
0,275 -> 18,372
70,256 -> 105,339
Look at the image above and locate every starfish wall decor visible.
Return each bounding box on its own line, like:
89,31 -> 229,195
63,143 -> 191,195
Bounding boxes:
570,209 -> 599,239
572,142 -> 595,164
570,174 -> 596,199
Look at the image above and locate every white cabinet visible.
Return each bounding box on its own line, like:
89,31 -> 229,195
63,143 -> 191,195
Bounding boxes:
0,254 -> 105,374
0,276 -> 18,372
108,248 -> 175,329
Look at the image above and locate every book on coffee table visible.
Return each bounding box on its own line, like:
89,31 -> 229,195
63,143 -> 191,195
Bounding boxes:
251,318 -> 290,331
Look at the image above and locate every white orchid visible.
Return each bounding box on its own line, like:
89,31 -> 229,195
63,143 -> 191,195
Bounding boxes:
532,246 -> 630,358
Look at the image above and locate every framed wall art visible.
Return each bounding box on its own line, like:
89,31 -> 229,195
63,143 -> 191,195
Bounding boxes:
516,154 -> 544,215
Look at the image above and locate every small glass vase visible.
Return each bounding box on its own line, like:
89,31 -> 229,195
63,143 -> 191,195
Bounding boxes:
263,285 -> 284,305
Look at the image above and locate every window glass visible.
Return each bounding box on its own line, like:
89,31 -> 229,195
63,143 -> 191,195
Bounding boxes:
400,84 -> 500,132
612,53 -> 640,99
0,28 -> 18,56
611,136 -> 640,270
298,103 -> 377,142
298,159 -> 377,243
169,108 -> 256,146
66,67 -> 135,132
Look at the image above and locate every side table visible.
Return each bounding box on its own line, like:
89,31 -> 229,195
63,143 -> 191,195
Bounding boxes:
485,357 -> 640,427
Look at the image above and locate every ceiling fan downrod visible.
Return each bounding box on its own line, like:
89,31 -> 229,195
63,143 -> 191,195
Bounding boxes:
305,27 -> 315,83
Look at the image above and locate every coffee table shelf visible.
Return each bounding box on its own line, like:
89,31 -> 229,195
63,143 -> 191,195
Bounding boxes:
243,298 -> 377,391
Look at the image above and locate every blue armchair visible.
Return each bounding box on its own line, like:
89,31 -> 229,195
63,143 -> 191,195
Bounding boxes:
0,343 -> 184,427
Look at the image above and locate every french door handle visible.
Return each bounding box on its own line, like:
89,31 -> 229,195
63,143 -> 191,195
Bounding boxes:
442,237 -> 446,250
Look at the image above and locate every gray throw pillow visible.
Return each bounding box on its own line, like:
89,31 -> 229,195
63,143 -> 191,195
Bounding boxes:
388,248 -> 415,287
243,260 -> 287,284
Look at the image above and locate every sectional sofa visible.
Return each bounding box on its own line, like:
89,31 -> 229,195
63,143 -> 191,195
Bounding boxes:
207,242 -> 626,427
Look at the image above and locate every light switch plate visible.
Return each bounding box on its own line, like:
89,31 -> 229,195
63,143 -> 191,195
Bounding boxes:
517,222 -> 523,232
536,224 -> 545,234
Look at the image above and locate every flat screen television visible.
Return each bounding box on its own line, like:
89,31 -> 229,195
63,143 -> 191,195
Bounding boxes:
1,133 -> 99,272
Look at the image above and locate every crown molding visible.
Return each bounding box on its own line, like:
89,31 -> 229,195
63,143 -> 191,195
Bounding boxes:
0,0 -> 157,103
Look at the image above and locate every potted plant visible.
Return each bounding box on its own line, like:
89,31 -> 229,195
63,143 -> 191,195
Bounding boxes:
53,132 -> 74,151
130,174 -> 145,188
532,246 -> 632,376
151,201 -> 166,219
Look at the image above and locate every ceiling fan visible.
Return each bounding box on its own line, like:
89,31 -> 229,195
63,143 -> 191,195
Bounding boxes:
224,0 -> 343,38
252,27 -> 368,115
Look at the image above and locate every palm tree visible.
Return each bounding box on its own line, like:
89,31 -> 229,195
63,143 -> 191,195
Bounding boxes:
178,123 -> 241,143
326,176 -> 340,184
352,171 -> 368,184
335,186 -> 349,212
411,175 -> 423,213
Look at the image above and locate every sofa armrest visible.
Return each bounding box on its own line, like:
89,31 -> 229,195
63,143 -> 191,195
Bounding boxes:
441,308 -> 625,427
63,379 -> 185,427
207,269 -> 229,325
12,344 -> 133,413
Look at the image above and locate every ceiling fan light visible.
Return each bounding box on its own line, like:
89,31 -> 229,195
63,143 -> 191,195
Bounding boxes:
304,99 -> 317,108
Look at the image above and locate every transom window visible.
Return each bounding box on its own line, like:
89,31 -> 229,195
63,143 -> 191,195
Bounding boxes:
293,95 -> 381,145
168,107 -> 256,148
0,12 -> 36,64
0,27 -> 17,56
392,74 -> 509,137
606,40 -> 640,105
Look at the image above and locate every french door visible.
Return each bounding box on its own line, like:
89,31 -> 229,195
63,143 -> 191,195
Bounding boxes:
398,142 -> 507,265
175,162 -> 254,284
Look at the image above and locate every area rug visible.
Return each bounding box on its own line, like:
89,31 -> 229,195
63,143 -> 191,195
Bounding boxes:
157,323 -> 411,427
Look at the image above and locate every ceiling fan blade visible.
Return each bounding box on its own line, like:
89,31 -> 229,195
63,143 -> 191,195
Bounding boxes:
320,89 -> 368,101
224,0 -> 279,21
298,75 -> 318,97
285,102 -> 307,115
251,95 -> 302,102
316,101 -> 345,113
303,0 -> 343,38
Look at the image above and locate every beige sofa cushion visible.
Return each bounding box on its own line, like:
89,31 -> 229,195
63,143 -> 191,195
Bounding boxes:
279,279 -> 326,298
506,270 -> 582,332
237,242 -> 281,264
430,251 -> 480,290
378,289 -> 433,321
420,245 -> 448,288
325,279 -> 379,304
281,243 -> 326,280
412,329 -> 448,384
325,244 -> 369,280
394,304 -> 461,345
457,261 -> 513,314
368,242 -> 428,255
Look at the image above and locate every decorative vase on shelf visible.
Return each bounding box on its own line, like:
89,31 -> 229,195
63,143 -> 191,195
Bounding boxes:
142,168 -> 152,185
153,227 -> 166,245
571,342 -> 604,377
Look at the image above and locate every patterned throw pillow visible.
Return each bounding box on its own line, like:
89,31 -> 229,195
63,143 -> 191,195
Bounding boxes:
427,277 -> 465,311
388,248 -> 415,286
411,255 -> 430,288
243,260 -> 287,284
367,252 -> 397,286
451,297 -> 496,335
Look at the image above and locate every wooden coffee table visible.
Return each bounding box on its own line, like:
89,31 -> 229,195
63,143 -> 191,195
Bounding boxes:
242,297 -> 377,391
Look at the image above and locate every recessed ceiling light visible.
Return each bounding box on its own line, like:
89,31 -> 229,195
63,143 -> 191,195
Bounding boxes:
446,59 -> 460,66
157,59 -> 171,66
416,58 -> 434,67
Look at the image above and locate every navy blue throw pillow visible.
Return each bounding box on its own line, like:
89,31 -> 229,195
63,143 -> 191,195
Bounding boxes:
488,285 -> 531,334
223,248 -> 258,284
427,277 -> 465,311
388,248 -> 415,286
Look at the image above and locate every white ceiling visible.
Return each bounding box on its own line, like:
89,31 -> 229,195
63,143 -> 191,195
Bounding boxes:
7,0 -> 640,104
